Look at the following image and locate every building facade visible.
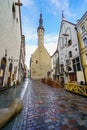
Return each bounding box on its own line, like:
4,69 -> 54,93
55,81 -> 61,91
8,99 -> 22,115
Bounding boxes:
57,14 -> 84,84
0,0 -> 25,88
76,12 -> 87,84
30,14 -> 51,79
51,49 -> 59,80
19,35 -> 26,81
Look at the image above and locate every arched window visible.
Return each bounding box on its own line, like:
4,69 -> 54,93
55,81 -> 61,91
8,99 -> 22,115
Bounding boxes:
68,39 -> 72,46
8,63 -> 13,85
12,3 -> 16,19
9,63 -> 13,72
65,27 -> 72,47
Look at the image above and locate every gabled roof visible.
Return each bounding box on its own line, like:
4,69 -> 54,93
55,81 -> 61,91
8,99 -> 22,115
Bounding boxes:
57,15 -> 76,49
31,44 -> 51,58
51,49 -> 58,57
76,11 -> 87,26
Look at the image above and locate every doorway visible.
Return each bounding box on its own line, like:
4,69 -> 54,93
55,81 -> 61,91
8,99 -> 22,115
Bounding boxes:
69,72 -> 77,82
0,57 -> 7,87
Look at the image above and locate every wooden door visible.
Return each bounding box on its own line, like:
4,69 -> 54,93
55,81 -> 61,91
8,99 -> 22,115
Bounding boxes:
69,72 -> 77,82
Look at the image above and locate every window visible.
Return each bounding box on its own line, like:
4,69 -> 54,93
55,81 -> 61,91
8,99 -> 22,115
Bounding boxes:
72,57 -> 81,71
68,39 -> 72,46
63,37 -> 67,47
66,59 -> 70,65
81,25 -> 85,33
75,48 -> 77,51
83,37 -> 87,47
76,57 -> 79,62
60,64 -> 64,73
69,51 -> 72,58
12,3 -> 16,19
36,60 -> 38,64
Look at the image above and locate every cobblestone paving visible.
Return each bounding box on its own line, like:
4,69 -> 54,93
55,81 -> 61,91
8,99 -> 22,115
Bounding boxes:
1,79 -> 87,130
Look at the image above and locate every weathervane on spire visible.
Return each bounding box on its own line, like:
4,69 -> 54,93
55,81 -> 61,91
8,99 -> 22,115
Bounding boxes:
37,13 -> 45,32
62,10 -> 66,20
62,10 -> 64,18
39,13 -> 43,26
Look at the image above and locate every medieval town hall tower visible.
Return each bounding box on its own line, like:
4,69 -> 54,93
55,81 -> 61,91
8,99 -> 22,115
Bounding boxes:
30,14 -> 51,79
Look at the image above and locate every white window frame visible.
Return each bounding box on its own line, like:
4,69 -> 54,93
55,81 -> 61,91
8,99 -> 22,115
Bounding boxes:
83,37 -> 87,47
81,25 -> 85,33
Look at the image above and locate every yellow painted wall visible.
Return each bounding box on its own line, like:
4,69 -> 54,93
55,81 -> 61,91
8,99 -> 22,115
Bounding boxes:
77,17 -> 87,84
77,71 -> 85,82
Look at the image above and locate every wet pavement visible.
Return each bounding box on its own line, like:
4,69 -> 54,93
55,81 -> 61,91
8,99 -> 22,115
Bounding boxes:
0,78 -> 29,108
1,79 -> 87,130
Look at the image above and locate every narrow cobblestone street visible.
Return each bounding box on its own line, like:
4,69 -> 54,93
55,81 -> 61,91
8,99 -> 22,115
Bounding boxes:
1,79 -> 87,130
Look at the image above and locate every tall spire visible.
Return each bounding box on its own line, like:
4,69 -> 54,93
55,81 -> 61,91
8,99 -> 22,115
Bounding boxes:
39,13 -> 43,27
37,13 -> 44,32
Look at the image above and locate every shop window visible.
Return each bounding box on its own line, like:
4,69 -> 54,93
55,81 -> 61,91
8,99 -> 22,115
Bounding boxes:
77,63 -> 81,71
72,57 -> 81,71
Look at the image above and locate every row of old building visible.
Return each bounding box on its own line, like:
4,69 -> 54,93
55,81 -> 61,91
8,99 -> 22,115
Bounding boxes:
51,11 -> 87,85
0,0 -> 26,89
30,12 -> 87,86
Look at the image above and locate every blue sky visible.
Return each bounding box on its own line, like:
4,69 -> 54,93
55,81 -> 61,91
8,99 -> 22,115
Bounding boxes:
20,0 -> 87,68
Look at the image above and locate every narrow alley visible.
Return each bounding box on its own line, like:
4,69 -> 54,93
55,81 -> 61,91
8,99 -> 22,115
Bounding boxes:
1,78 -> 87,130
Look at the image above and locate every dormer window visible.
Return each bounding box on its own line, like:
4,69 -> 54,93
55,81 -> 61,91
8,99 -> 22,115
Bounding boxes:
81,25 -> 85,33
83,37 -> 87,47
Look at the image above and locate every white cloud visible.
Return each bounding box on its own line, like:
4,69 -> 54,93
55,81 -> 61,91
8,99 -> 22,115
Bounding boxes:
24,28 -> 37,42
21,0 -> 34,8
49,0 -> 75,17
21,1 -> 58,68
45,33 -> 58,44
25,44 -> 37,69
44,33 -> 58,56
45,42 -> 57,56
